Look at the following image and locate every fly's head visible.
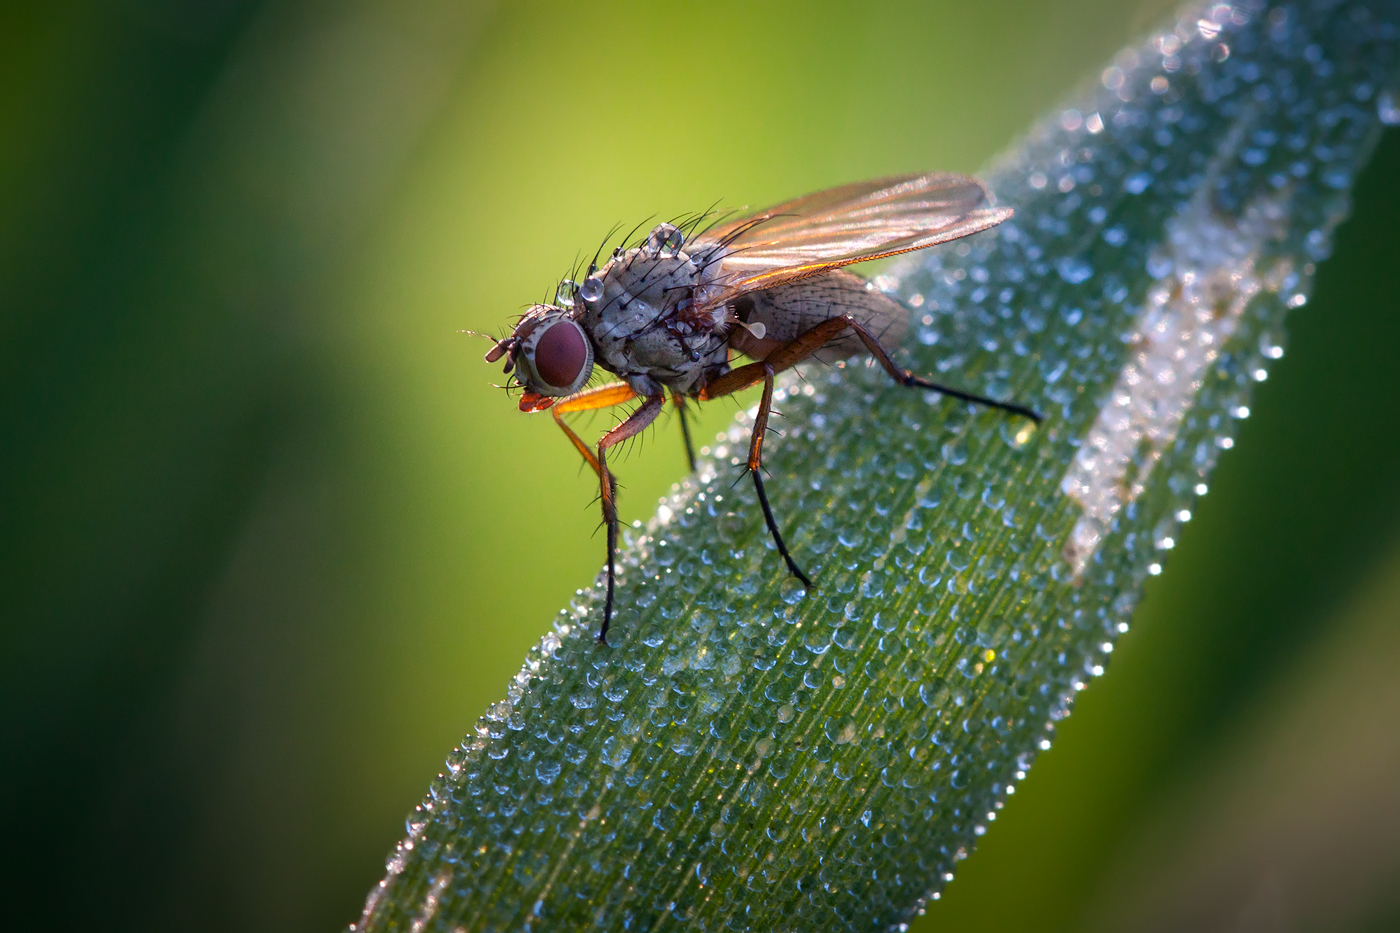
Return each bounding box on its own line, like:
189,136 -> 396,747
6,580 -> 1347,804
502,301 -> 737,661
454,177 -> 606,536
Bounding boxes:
485,303 -> 594,412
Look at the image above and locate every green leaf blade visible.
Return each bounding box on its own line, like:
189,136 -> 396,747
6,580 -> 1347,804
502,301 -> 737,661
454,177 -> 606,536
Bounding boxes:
355,2 -> 1400,930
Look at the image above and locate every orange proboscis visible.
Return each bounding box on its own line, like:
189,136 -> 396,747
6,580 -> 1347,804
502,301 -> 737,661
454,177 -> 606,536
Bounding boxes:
518,391 -> 555,412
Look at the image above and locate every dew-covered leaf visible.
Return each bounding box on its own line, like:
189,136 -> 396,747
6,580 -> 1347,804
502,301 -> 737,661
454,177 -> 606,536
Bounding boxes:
353,2 -> 1400,930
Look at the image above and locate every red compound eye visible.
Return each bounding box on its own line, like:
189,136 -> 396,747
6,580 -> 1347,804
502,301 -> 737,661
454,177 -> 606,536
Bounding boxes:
533,321 -> 589,390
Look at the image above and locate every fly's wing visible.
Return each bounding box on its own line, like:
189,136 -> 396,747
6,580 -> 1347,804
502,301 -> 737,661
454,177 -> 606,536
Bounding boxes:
690,173 -> 1011,312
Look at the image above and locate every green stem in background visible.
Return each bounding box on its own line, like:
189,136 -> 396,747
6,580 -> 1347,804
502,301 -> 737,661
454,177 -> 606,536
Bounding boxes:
354,2 -> 1399,930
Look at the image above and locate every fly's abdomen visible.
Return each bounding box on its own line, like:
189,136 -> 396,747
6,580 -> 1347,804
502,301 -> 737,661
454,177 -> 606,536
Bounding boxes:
730,269 -> 909,363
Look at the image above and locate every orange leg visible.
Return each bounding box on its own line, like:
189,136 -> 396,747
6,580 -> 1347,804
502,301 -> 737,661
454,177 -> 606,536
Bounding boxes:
548,382 -> 639,477
593,392 -> 665,644
537,381 -> 664,644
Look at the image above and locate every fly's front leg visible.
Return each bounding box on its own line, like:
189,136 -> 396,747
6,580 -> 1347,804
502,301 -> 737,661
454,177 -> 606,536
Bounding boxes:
543,381 -> 652,644
746,365 -> 811,588
549,382 -> 640,477
593,392 -> 665,645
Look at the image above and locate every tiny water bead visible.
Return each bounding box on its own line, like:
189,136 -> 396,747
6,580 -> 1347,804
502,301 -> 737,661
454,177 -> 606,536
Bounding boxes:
578,274 -> 604,303
1380,87 -> 1400,123
354,4 -> 1399,932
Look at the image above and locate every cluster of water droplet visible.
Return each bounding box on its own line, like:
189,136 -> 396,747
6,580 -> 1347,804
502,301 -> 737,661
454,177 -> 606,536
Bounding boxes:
352,3 -> 1398,931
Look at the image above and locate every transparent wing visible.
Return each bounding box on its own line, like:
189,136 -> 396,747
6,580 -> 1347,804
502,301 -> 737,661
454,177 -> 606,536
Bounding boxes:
690,173 -> 1012,310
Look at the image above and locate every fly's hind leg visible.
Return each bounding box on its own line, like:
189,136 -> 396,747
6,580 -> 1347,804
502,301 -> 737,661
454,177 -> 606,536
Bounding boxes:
695,312 -> 1041,593
838,317 -> 1043,423
713,314 -> 1042,423
699,364 -> 813,590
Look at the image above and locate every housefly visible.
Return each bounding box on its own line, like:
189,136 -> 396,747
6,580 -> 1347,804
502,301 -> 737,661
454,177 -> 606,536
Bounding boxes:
484,173 -> 1041,645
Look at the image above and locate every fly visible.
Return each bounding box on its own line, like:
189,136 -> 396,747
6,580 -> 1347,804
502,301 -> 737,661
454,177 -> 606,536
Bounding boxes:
483,173 -> 1041,645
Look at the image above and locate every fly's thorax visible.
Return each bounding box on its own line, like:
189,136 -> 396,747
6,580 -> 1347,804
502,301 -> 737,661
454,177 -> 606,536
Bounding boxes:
576,223 -> 731,393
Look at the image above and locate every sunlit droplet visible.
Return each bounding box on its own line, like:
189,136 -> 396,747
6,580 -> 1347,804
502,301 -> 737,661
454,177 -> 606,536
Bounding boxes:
579,275 -> 604,303
1378,88 -> 1399,125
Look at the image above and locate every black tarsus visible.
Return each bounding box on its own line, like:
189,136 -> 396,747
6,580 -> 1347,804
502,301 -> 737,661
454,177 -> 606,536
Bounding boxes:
599,470 -> 618,646
901,374 -> 1043,423
750,469 -> 812,588
825,313 -> 1043,423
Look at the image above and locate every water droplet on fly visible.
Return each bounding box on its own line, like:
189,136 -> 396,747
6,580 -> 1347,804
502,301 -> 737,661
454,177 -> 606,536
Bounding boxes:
555,279 -> 577,307
645,223 -> 684,257
579,275 -> 604,303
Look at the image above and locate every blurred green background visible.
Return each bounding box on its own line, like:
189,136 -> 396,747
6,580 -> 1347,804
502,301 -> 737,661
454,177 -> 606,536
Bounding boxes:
3,1 -> 1398,931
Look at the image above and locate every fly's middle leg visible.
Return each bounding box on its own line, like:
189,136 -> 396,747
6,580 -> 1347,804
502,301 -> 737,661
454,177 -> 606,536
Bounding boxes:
672,391 -> 698,473
745,364 -> 812,588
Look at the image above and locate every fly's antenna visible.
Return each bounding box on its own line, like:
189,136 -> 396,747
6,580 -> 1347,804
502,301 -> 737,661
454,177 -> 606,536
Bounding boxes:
476,331 -> 519,370
462,328 -> 511,363
458,329 -> 501,343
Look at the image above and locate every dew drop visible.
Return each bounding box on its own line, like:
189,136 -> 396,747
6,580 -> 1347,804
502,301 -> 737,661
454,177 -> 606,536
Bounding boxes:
1056,257 -> 1094,284
645,222 -> 684,256
780,578 -> 808,605
535,760 -> 561,786
600,736 -> 632,769
1380,89 -> 1400,125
